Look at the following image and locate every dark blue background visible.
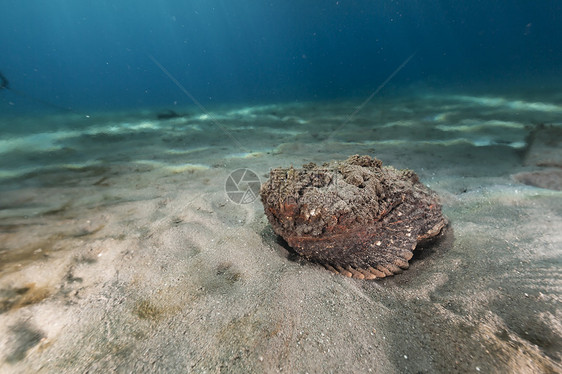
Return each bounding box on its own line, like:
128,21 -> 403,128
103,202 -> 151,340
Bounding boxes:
1,0 -> 561,114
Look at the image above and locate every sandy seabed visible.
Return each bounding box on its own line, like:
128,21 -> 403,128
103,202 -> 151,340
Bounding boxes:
0,93 -> 561,373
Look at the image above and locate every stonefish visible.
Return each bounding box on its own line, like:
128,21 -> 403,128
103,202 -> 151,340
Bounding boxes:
260,155 -> 447,279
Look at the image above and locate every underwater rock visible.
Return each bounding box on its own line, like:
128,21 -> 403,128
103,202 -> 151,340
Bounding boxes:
260,155 -> 447,279
512,169 -> 562,191
523,124 -> 562,168
514,124 -> 562,191
156,109 -> 183,120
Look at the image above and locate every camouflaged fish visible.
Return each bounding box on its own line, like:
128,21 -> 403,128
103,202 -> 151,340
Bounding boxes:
260,155 -> 447,279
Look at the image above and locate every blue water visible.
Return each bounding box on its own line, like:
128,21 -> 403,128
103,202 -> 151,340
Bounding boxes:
1,1 -> 561,116
0,5 -> 561,371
